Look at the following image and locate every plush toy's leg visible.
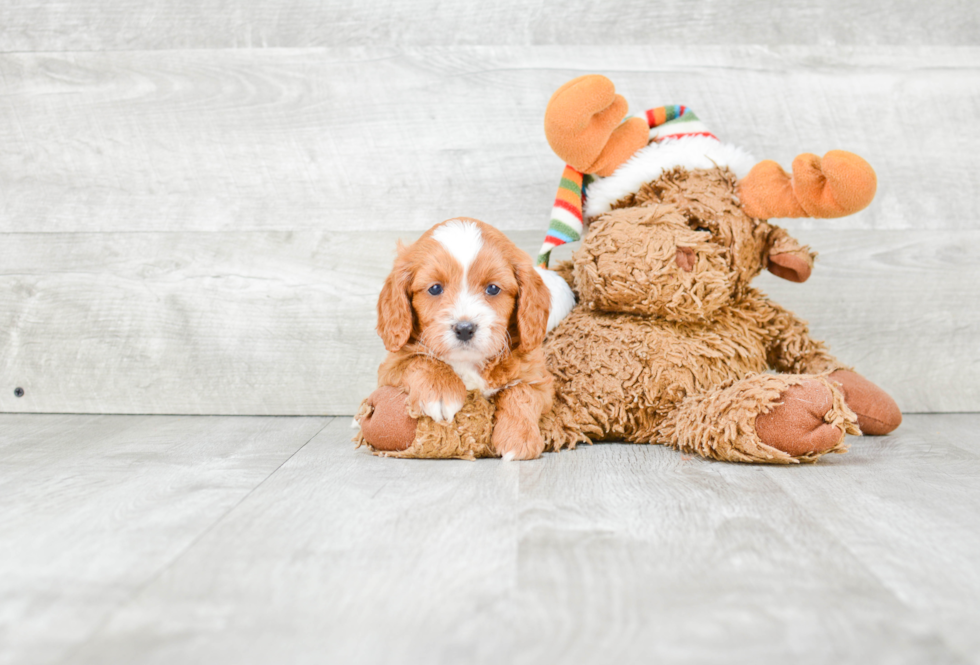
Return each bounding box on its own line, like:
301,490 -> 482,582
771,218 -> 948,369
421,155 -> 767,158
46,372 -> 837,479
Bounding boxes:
761,300 -> 902,437
355,387 -> 498,460
657,373 -> 860,464
829,370 -> 902,435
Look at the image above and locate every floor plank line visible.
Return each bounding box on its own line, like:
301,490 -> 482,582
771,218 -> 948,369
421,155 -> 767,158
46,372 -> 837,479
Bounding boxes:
58,418 -> 335,665
0,414 -> 332,665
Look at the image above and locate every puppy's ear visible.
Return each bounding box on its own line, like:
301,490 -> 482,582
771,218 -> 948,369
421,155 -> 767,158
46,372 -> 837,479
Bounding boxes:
764,225 -> 815,283
513,260 -> 551,353
377,246 -> 415,352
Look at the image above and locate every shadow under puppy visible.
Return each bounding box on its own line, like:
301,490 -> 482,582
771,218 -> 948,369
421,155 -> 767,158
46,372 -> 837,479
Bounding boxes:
357,218 -> 574,460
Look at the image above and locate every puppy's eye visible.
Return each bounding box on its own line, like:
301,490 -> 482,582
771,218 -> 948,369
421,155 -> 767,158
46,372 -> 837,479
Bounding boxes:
427,284 -> 443,296
694,226 -> 711,233
485,284 -> 501,296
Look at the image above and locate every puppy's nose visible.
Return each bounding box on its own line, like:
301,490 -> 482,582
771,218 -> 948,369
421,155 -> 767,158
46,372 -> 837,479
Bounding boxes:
453,321 -> 476,342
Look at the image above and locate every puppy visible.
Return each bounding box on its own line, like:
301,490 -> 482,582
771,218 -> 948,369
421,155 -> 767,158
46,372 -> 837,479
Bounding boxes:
376,218 -> 564,460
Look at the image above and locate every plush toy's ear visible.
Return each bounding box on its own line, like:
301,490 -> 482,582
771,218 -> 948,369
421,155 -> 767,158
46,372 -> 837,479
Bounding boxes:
738,150 -> 877,220
513,260 -> 551,353
377,245 -> 415,352
544,75 -> 649,177
764,226 -> 815,283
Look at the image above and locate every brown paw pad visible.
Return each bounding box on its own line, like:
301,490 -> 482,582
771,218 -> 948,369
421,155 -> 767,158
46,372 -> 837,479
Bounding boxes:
829,370 -> 902,435
755,381 -> 843,457
359,386 -> 418,452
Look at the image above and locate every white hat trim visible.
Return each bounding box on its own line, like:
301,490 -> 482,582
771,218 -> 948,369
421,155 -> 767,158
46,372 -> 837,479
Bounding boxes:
583,137 -> 757,220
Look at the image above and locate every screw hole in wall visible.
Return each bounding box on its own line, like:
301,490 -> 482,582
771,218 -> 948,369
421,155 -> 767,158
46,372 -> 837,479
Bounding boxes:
14,387 -> 24,398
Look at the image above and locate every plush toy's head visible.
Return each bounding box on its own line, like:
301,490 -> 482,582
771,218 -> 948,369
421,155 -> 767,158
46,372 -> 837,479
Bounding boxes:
537,75 -> 877,323
572,166 -> 814,322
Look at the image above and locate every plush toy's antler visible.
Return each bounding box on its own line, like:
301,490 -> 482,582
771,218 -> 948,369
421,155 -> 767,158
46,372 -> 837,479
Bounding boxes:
738,151 -> 877,219
544,75 -> 649,177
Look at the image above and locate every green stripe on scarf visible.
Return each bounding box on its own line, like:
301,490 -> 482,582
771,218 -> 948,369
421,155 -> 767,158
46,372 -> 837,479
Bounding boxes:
548,219 -> 581,240
559,176 -> 582,196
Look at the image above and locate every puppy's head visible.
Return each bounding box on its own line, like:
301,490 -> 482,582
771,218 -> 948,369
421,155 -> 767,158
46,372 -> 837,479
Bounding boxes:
377,218 -> 550,361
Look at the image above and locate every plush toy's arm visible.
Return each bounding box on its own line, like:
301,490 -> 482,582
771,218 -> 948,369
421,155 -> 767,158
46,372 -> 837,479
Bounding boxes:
760,298 -> 848,375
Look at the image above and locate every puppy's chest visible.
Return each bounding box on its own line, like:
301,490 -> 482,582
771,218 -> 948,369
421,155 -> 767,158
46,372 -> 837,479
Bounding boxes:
447,359 -> 510,397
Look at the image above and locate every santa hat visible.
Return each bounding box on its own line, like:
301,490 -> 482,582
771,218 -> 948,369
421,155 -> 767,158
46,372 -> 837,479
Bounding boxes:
536,106 -> 756,267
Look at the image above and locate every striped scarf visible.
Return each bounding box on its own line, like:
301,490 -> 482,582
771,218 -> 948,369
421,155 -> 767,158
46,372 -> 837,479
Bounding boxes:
537,105 -> 715,267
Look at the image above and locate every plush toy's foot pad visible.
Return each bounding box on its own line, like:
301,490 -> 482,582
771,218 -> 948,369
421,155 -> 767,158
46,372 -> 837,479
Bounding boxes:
358,386 -> 418,452
755,380 -> 845,457
830,370 -> 902,435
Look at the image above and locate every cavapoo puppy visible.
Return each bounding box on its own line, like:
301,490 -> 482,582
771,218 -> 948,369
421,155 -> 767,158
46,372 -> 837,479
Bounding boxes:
375,217 -> 573,460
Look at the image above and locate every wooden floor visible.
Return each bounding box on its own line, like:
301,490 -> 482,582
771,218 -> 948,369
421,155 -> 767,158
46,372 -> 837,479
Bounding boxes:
2,413 -> 978,664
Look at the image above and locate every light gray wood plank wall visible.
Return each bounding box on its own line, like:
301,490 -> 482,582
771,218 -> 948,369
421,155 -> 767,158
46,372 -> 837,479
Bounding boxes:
1,47 -> 978,234
0,230 -> 391,415
0,229 -> 976,415
1,1 -> 977,52
1,21 -> 978,415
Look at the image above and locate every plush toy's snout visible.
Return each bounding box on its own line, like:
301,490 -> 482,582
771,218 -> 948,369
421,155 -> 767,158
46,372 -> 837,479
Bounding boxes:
573,205 -> 737,322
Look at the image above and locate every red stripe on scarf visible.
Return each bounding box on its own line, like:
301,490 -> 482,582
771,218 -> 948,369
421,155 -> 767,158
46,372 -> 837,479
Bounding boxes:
553,198 -> 583,220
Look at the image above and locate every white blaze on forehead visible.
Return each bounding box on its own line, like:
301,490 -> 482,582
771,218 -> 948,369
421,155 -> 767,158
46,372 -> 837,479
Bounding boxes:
432,219 -> 484,272
431,220 -> 502,368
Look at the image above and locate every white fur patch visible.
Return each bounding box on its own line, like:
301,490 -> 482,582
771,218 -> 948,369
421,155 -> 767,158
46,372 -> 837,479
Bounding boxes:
447,290 -> 496,332
423,398 -> 463,423
432,219 -> 483,272
432,219 -> 502,366
584,138 -> 756,220
440,289 -> 498,364
535,267 -> 576,332
448,358 -> 489,393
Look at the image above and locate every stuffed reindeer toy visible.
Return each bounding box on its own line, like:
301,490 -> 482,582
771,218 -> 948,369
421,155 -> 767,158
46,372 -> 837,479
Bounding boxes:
355,74 -> 901,463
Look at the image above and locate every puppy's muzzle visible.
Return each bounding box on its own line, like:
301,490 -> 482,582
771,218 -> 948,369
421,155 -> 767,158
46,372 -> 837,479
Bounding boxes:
453,321 -> 477,342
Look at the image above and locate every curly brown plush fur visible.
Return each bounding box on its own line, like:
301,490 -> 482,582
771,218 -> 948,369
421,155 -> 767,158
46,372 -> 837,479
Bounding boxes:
536,167 -> 854,461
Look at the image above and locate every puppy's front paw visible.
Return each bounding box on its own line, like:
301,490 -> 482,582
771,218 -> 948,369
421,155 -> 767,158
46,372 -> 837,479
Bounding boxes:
492,416 -> 545,461
422,397 -> 464,423
407,381 -> 466,424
